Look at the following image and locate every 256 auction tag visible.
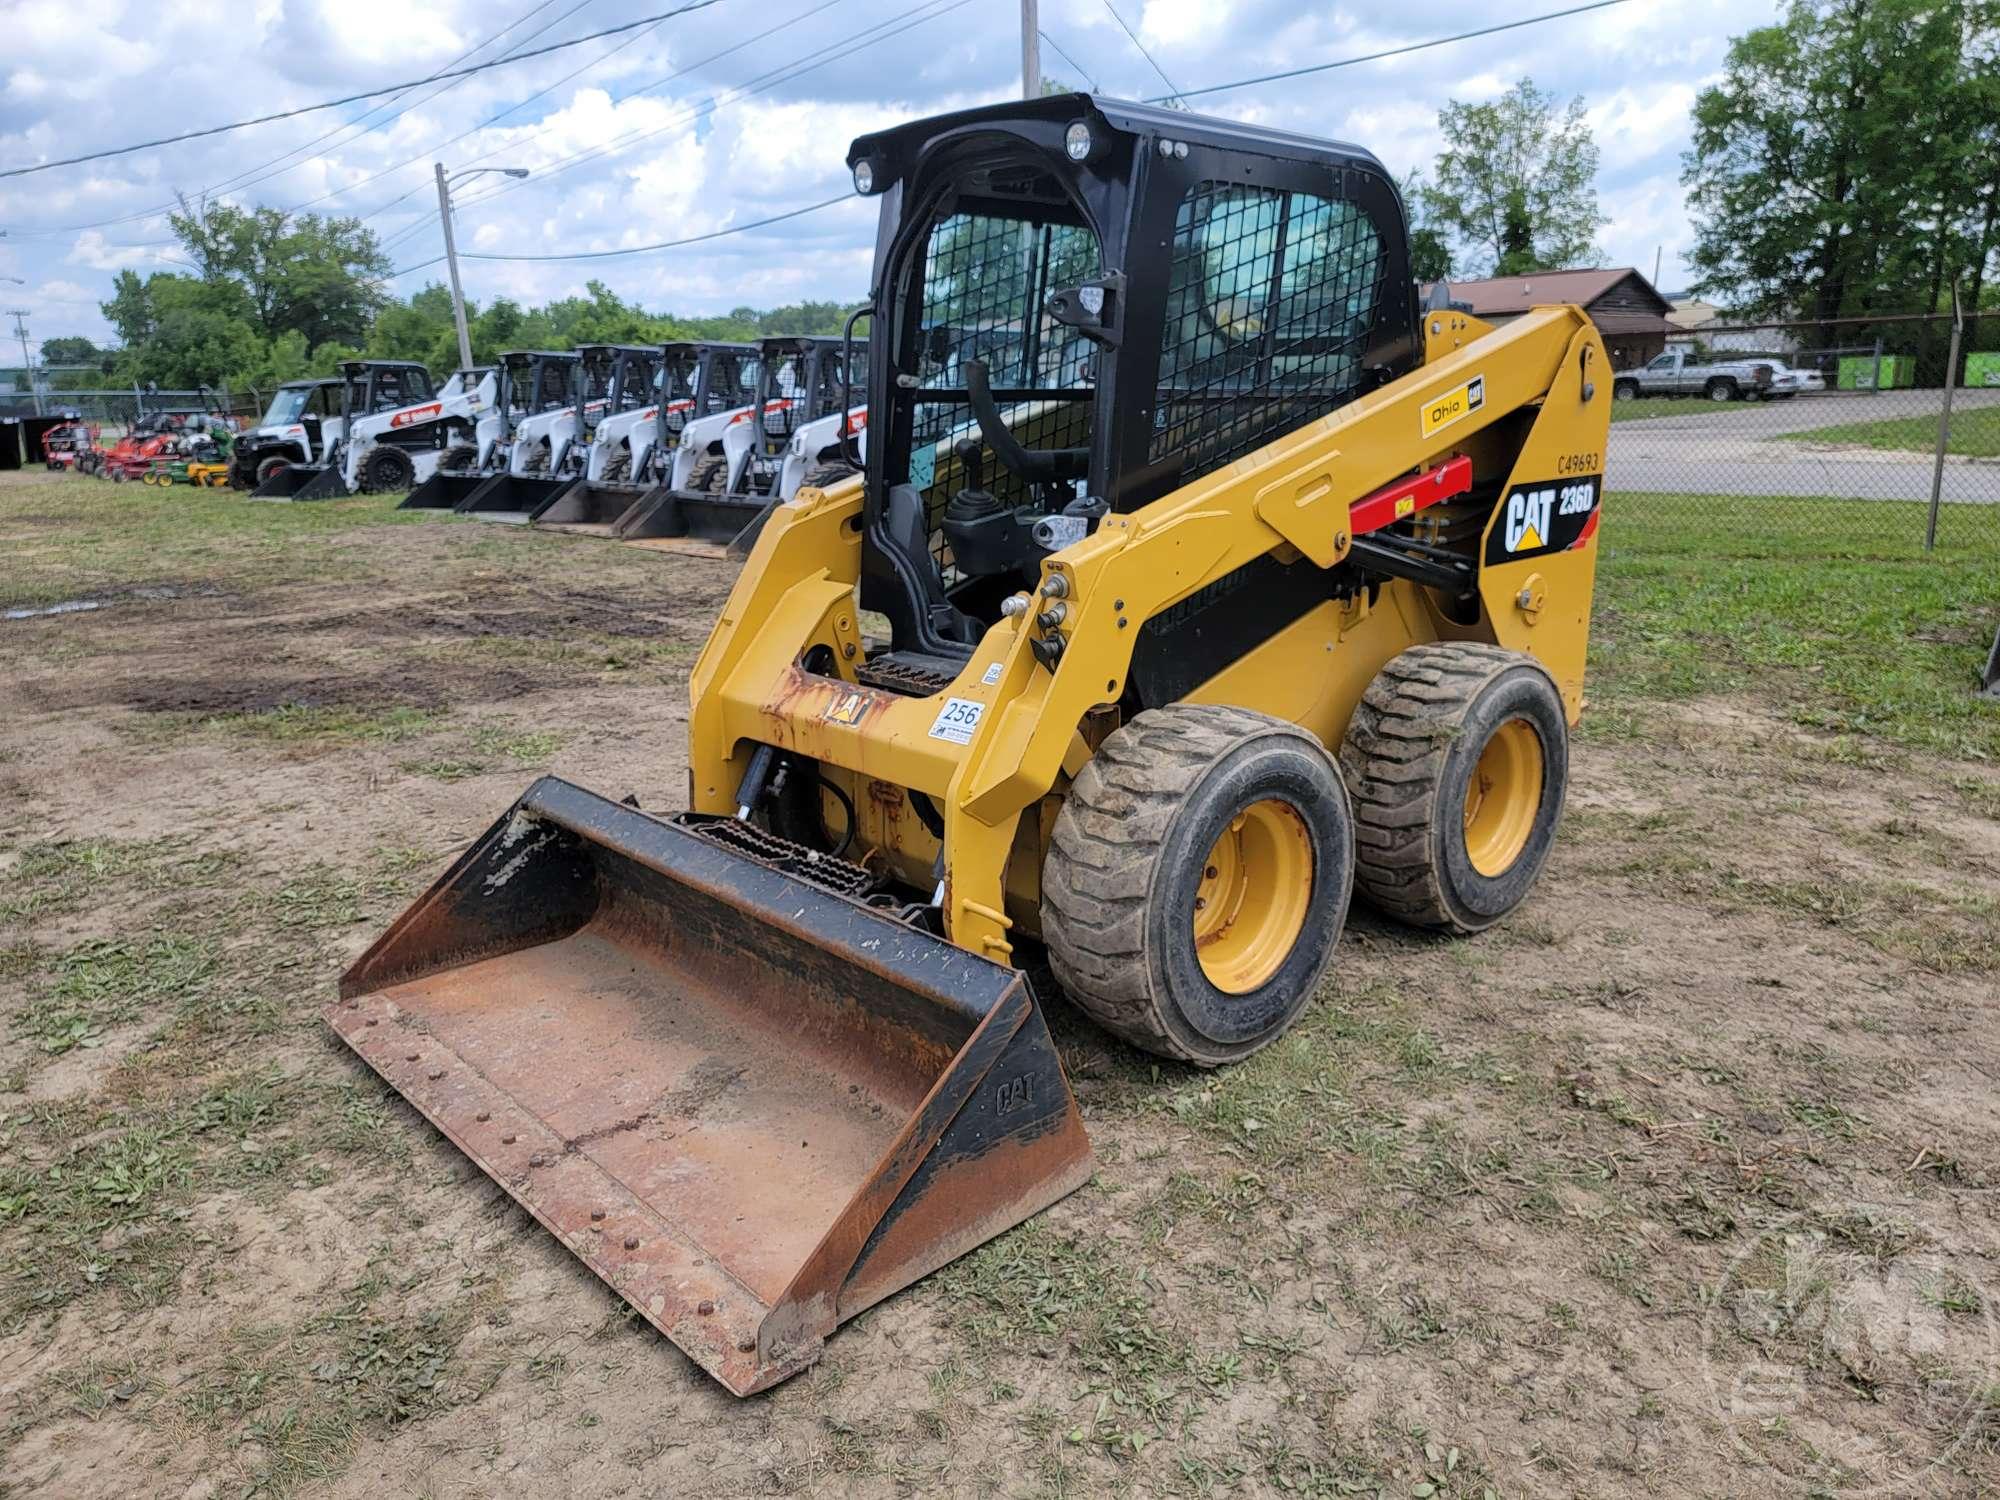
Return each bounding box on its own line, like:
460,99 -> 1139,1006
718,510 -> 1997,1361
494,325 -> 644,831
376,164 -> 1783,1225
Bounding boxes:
927,697 -> 985,745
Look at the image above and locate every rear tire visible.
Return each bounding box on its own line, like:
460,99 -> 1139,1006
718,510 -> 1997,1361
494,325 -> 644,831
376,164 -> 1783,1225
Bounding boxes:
800,460 -> 858,493
1612,379 -> 1639,401
1706,378 -> 1738,403
1043,704 -> 1354,1067
1340,644 -> 1568,935
358,445 -> 416,494
686,453 -> 727,493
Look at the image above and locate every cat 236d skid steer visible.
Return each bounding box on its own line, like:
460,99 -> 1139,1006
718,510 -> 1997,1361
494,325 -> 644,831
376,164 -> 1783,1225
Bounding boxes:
330,96 -> 1610,1397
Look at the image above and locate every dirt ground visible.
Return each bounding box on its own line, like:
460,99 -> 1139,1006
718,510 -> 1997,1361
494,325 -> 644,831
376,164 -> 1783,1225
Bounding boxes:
3,470 -> 1998,1499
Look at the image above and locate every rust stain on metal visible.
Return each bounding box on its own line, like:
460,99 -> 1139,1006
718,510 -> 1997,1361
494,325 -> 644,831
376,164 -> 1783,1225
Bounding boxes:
326,779 -> 1095,1396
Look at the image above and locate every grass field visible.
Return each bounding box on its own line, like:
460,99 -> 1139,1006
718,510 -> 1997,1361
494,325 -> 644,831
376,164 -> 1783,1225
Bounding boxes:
4,473 -> 1999,1498
1783,403 -> 2000,458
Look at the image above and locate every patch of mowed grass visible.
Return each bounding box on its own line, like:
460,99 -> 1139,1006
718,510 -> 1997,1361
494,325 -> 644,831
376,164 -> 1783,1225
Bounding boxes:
197,702 -> 442,746
0,472 -> 431,609
1594,495 -> 2000,759
1783,403 -> 2000,457
160,1271 -> 496,1498
14,933 -> 220,1056
937,1219 -> 1244,1459
401,719 -> 565,781
0,1068 -> 370,1331
0,835 -> 237,924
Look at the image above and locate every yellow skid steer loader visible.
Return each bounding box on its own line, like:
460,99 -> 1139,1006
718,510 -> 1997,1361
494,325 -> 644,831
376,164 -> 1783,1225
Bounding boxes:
332,95 -> 1610,1396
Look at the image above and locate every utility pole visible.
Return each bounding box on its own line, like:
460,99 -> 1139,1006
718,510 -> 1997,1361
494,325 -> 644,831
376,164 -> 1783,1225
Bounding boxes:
435,163 -> 475,374
8,309 -> 41,417
1021,0 -> 1039,100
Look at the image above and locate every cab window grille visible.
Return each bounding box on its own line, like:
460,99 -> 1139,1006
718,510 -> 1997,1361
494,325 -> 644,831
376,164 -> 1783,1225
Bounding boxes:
1153,182 -> 1387,483
907,211 -> 1100,553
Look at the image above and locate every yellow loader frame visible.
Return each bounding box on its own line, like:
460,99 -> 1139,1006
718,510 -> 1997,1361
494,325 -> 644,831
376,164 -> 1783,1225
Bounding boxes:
688,303 -> 1609,964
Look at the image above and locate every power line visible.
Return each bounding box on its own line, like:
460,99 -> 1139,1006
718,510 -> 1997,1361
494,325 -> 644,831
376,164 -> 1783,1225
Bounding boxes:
1037,28 -> 1101,92
1098,0 -> 1183,104
12,0 -> 581,241
0,0 -> 734,181
1158,0 -> 1643,103
448,0 -> 969,220
342,0 -> 855,239
367,0 -> 868,268
421,192 -> 851,268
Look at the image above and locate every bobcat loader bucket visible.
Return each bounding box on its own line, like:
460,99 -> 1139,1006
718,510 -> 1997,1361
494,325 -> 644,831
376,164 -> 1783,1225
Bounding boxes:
327,778 -> 1094,1396
530,478 -> 646,537
612,485 -> 772,550
454,472 -> 570,524
251,461 -> 347,501
401,470 -> 489,510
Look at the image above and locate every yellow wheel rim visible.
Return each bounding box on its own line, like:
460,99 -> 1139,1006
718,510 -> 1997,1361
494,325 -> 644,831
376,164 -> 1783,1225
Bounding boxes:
1463,719 -> 1544,877
1193,798 -> 1313,994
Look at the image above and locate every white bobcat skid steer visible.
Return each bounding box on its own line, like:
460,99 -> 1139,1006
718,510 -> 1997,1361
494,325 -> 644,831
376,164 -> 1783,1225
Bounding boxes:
252,361 -> 471,501
529,345 -> 668,536
407,351 -> 579,511
617,334 -> 862,551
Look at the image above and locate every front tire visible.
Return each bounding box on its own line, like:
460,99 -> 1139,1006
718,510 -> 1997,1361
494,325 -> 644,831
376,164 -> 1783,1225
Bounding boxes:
1341,644 -> 1568,935
358,445 -> 416,494
1043,704 -> 1354,1067
255,454 -> 293,488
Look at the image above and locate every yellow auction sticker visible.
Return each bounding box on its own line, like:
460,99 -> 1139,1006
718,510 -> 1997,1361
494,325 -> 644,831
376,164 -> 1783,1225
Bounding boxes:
1420,373 -> 1486,439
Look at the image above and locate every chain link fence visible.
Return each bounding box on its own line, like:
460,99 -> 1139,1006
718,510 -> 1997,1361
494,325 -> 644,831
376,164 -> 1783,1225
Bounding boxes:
1605,311 -> 2000,554
0,387 -> 265,437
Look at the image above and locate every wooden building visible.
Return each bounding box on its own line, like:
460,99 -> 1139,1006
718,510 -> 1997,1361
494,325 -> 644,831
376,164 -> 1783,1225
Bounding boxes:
1425,268 -> 1677,370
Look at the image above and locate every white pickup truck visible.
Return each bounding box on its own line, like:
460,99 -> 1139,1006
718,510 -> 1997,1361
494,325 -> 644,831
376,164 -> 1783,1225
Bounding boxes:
1614,349 -> 1827,403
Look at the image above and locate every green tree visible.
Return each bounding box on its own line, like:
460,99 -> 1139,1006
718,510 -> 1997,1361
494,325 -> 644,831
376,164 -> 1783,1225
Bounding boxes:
1684,0 -> 2000,320
169,199 -> 391,351
1401,173 -> 1454,284
38,335 -> 101,367
1422,79 -> 1605,277
99,271 -> 262,389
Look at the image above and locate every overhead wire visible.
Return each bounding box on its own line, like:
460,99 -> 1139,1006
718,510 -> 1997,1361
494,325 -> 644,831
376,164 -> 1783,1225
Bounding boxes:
449,0 -> 971,218
366,0 -> 865,265
0,0 -> 734,180
38,0 -> 594,245
388,191 -> 851,274
1036,28 -> 1102,92
1097,0 -> 1184,103
1156,0 -> 1643,103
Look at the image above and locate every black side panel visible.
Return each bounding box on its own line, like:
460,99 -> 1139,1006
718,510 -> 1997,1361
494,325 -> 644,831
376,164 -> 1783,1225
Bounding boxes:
1128,553 -> 1338,707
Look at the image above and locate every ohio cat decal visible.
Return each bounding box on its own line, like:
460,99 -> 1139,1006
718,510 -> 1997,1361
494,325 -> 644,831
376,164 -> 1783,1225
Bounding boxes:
1484,474 -> 1602,566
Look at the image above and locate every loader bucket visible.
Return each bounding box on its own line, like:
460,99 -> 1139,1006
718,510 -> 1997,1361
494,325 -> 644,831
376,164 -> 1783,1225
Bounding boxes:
251,462 -> 347,501
328,778 -> 1094,1396
454,472 -> 570,523
401,470 -> 489,510
530,479 -> 646,537
612,486 -> 774,551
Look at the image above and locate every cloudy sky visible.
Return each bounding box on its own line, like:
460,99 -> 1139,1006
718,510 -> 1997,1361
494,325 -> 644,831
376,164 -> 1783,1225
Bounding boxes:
0,0 -> 1785,360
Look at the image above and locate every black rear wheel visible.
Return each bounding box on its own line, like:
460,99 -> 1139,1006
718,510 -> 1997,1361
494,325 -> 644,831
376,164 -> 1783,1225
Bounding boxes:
686,453 -> 727,493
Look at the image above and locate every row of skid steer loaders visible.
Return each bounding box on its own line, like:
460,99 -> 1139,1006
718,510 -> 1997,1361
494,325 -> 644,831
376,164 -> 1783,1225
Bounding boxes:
333,95 -> 1612,1397
404,334 -> 870,554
